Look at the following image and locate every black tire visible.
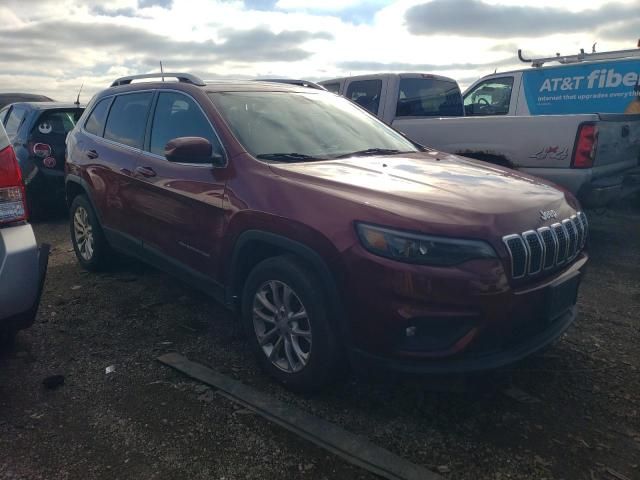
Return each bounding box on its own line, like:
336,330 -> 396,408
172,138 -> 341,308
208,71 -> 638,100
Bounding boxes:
69,195 -> 110,271
241,255 -> 341,392
0,327 -> 17,349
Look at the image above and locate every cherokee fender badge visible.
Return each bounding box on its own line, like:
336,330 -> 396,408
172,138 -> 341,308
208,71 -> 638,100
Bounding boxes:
540,209 -> 558,221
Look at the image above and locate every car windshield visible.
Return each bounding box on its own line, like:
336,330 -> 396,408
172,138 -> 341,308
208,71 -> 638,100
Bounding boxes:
209,91 -> 420,162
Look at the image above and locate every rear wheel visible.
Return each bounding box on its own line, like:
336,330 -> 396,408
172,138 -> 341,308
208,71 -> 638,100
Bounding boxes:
69,195 -> 110,271
241,255 -> 341,392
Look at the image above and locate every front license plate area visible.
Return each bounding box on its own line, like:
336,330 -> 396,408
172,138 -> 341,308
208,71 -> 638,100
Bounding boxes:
545,272 -> 580,323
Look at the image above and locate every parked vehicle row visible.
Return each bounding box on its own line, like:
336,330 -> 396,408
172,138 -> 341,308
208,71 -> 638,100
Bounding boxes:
0,102 -> 84,216
0,121 -> 49,345
63,73 -> 588,391
321,48 -> 640,208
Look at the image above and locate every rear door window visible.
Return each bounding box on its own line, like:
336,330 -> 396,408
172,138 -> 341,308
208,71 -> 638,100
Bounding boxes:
4,105 -> 27,137
104,92 -> 153,148
464,77 -> 514,116
346,80 -> 382,115
84,98 -> 111,137
396,78 -> 463,117
148,92 -> 223,160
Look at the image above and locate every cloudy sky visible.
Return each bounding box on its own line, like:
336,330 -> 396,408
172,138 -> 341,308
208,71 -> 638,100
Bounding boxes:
1,0 -> 638,101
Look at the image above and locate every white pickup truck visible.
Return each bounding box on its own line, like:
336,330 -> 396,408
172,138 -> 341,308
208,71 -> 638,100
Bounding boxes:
321,51 -> 640,208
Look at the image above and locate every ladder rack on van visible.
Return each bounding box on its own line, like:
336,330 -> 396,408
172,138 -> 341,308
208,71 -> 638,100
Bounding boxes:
518,47 -> 640,68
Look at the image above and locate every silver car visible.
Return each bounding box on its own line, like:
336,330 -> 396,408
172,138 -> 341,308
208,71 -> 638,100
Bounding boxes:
0,121 -> 49,344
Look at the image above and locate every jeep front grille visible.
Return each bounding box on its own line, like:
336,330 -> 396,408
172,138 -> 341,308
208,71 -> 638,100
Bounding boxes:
502,211 -> 588,279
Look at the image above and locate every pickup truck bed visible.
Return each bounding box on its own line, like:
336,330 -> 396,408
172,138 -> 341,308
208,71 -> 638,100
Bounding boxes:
393,113 -> 640,207
322,70 -> 640,208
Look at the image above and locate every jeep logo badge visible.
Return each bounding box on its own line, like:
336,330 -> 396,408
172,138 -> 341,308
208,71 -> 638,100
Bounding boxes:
540,209 -> 558,221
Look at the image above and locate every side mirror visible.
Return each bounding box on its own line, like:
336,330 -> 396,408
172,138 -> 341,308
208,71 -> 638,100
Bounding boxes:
164,137 -> 222,164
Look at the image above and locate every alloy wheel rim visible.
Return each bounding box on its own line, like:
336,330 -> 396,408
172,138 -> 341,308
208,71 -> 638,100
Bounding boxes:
252,280 -> 312,373
73,206 -> 94,261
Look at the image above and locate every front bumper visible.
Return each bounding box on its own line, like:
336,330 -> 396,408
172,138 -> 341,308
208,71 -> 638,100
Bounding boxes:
342,243 -> 587,376
0,223 -> 50,332
350,306 -> 576,376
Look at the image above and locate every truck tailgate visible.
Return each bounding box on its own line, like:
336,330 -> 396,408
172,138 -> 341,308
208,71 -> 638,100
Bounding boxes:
594,114 -> 640,173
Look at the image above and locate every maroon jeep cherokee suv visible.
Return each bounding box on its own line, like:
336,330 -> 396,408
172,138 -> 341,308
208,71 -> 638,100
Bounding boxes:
65,73 -> 588,391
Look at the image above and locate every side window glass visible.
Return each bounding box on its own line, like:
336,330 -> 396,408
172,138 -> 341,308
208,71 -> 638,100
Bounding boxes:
5,106 -> 27,137
464,77 -> 514,116
323,83 -> 341,94
84,98 -> 111,137
0,108 -> 8,125
346,80 -> 382,115
149,92 -> 222,161
396,78 -> 464,117
104,92 -> 153,148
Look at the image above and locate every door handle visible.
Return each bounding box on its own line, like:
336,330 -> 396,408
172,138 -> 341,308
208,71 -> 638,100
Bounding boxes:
86,149 -> 99,159
135,166 -> 157,178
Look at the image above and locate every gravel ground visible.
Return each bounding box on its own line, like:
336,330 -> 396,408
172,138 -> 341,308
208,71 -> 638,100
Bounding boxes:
1,202 -> 639,480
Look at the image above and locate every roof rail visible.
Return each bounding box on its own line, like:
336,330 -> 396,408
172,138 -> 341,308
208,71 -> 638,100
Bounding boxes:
518,47 -> 640,68
254,79 -> 327,91
110,73 -> 206,87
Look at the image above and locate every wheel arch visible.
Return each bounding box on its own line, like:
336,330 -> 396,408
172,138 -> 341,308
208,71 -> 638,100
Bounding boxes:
226,230 -> 349,339
456,151 -> 514,169
65,174 -> 103,223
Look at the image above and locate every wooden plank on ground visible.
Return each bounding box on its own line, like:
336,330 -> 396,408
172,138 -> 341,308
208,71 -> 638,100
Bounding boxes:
157,352 -> 442,480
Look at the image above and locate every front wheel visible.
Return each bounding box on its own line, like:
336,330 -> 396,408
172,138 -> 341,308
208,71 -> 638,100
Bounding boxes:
241,255 -> 341,392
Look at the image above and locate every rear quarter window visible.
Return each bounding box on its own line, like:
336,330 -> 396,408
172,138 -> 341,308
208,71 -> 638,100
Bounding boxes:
84,98 -> 112,137
4,105 -> 28,137
396,78 -> 464,117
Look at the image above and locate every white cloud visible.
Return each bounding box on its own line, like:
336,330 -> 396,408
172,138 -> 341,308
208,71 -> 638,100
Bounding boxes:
0,0 -> 637,99
276,0 -> 363,9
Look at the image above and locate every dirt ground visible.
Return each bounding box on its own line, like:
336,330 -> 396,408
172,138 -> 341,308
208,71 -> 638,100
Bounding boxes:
1,201 -> 639,480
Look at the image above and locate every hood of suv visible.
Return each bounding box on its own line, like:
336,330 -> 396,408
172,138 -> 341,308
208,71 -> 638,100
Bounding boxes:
269,151 -> 578,237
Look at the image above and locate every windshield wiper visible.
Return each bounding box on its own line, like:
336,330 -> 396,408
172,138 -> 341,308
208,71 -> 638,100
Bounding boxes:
256,153 -> 317,162
332,148 -> 407,159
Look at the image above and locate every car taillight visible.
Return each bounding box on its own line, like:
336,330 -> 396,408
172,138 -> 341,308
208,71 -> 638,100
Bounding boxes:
32,142 -> 52,158
0,145 -> 28,224
572,124 -> 598,169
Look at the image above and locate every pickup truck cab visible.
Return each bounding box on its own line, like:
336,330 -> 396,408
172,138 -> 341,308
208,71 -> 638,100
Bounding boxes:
322,57 -> 640,208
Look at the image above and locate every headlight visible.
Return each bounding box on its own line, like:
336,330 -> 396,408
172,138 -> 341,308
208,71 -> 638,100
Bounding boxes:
356,223 -> 497,266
